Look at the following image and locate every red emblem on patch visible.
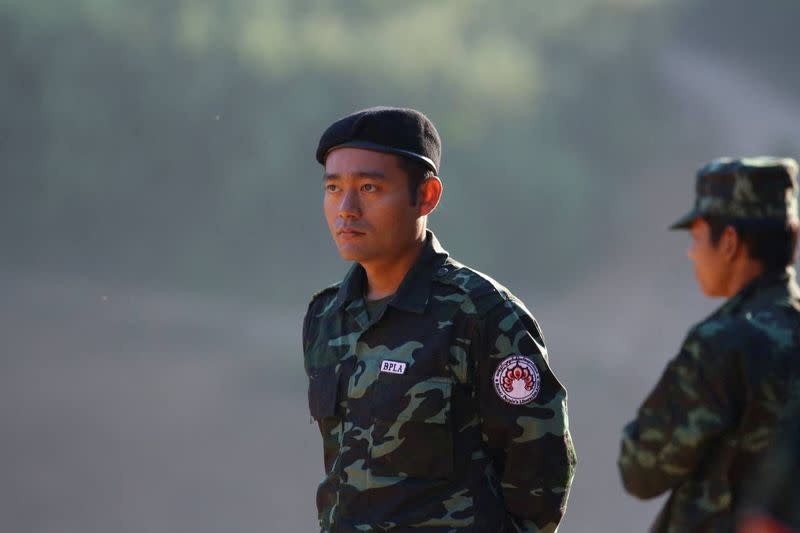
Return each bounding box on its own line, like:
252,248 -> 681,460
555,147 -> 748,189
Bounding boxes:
502,364 -> 535,393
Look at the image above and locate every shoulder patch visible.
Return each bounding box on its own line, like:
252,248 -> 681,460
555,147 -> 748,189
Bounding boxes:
493,355 -> 541,405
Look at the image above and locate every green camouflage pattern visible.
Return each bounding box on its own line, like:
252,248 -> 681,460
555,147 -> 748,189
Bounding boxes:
739,388 -> 800,530
303,231 -> 576,532
670,156 -> 799,230
618,268 -> 800,532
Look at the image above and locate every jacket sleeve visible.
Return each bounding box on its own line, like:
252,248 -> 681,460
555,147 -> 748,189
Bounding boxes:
478,297 -> 577,532
303,297 -> 342,474
618,329 -> 738,499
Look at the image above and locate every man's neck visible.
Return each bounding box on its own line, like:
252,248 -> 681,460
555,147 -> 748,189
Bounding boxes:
724,259 -> 765,298
361,237 -> 426,301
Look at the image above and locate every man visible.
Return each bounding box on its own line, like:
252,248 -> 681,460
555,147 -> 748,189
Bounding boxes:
302,107 -> 576,533
618,157 -> 800,532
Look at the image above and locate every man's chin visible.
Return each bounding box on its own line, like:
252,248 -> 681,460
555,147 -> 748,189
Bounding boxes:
336,244 -> 369,263
696,279 -> 724,298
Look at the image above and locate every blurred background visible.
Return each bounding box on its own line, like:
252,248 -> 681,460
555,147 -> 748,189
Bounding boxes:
2,0 -> 799,531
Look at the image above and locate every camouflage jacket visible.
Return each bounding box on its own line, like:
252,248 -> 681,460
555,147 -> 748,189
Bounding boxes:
739,389 -> 800,531
303,231 -> 576,533
619,268 -> 800,532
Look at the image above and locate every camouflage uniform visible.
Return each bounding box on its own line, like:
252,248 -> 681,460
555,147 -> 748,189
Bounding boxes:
618,157 -> 800,532
739,391 -> 800,531
303,231 -> 576,532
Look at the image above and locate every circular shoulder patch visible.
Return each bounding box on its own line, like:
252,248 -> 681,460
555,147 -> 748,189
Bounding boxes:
493,355 -> 541,405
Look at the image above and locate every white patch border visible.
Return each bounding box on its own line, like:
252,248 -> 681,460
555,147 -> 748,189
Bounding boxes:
492,355 -> 541,405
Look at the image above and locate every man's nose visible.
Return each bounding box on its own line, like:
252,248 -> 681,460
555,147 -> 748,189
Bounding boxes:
339,190 -> 361,219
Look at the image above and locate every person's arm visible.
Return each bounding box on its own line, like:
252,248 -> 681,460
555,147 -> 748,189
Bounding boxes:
739,514 -> 799,533
478,297 -> 576,532
618,329 -> 737,498
303,297 -> 341,473
739,393 -> 800,532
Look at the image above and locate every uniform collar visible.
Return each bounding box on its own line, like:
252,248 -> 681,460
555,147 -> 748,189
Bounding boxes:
333,230 -> 449,316
712,266 -> 799,318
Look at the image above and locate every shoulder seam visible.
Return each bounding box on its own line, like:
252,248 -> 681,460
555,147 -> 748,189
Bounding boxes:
434,262 -> 516,318
310,281 -> 341,300
306,282 -> 341,316
689,314 -> 754,344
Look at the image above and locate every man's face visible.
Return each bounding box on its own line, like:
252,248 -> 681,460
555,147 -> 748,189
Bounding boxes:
687,218 -> 732,297
323,147 -> 424,264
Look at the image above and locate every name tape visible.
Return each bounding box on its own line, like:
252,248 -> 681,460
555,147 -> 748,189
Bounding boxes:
380,360 -> 407,375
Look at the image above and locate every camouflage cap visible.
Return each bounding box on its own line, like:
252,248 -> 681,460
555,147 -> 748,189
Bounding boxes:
670,156 -> 799,230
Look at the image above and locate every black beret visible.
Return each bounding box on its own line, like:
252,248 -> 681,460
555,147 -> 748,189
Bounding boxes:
316,106 -> 442,173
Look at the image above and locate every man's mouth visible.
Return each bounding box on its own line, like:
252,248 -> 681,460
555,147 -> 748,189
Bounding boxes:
338,228 -> 365,238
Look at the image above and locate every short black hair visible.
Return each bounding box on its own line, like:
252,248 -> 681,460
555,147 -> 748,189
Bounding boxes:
704,215 -> 799,272
396,155 -> 436,205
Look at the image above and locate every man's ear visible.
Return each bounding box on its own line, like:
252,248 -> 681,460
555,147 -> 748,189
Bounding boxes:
417,176 -> 443,217
720,225 -> 743,262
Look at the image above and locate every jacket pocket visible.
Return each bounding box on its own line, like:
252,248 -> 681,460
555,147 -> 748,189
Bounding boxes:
370,375 -> 454,479
308,367 -> 341,474
308,366 -> 338,420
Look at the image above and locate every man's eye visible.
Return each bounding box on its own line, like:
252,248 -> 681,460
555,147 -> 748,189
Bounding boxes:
325,184 -> 339,192
361,184 -> 377,192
